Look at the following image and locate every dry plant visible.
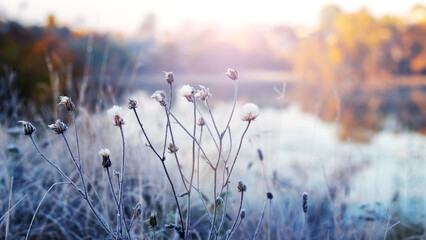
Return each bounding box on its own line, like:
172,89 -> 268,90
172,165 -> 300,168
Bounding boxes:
17,68 -> 260,239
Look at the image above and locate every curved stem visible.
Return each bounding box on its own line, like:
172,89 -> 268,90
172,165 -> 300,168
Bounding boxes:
221,121 -> 251,195
71,111 -> 82,167
226,191 -> 244,240
25,182 -> 69,240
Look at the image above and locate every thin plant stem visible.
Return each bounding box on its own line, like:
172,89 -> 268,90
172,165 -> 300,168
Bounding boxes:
71,111 -> 82,167
131,108 -> 185,236
229,217 -> 244,240
61,134 -> 114,237
217,170 -> 230,235
117,125 -> 132,239
0,194 -> 27,222
25,182 -> 69,240
253,200 -> 267,240
29,135 -> 84,196
206,99 -> 220,138
220,121 -> 251,194
221,80 -> 238,137
226,191 -> 244,240
106,168 -> 120,208
166,108 -> 214,169
185,96 -> 197,239
164,107 -> 189,190
5,177 -> 13,240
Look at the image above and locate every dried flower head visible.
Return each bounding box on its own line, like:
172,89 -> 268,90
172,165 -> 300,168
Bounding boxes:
18,121 -> 36,135
195,85 -> 212,101
197,117 -> 205,126
151,90 -> 167,106
241,103 -> 260,121
267,192 -> 273,200
302,192 -> 308,213
128,99 -> 138,109
240,209 -> 246,219
48,119 -> 68,134
145,211 -> 157,228
237,180 -> 247,192
134,202 -> 142,218
107,105 -> 124,126
179,84 -> 195,102
163,71 -> 174,84
225,68 -> 238,80
167,143 -> 179,153
58,96 -> 76,111
98,148 -> 111,168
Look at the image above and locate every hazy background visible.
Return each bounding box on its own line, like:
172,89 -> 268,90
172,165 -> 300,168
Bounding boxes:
1,1 -> 426,239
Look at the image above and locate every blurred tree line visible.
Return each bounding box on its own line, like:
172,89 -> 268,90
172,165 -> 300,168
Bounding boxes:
0,15 -> 131,117
294,5 -> 426,83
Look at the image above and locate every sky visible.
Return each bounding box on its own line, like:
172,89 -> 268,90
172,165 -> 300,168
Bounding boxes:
0,0 -> 425,34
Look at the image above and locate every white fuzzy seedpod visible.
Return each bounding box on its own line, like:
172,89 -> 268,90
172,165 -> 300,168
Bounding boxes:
240,103 -> 260,121
179,84 -> 195,102
99,148 -> 111,168
151,90 -> 167,106
98,148 -> 110,157
107,105 -> 124,126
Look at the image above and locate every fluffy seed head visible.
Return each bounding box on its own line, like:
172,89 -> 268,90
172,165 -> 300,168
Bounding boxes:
98,148 -> 111,168
225,68 -> 238,80
48,120 -> 68,134
151,90 -> 167,106
107,105 -> 124,126
237,180 -> 247,192
164,71 -> 174,84
18,121 -> 36,135
241,103 -> 260,121
179,84 -> 195,102
128,99 -> 138,109
58,96 -> 76,111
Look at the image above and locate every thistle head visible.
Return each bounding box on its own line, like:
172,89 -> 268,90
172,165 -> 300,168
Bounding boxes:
134,202 -> 142,218
241,103 -> 260,122
98,148 -> 111,168
128,99 -> 138,109
18,121 -> 36,135
151,90 -> 167,106
167,143 -> 179,154
163,71 -> 174,84
237,180 -> 247,192
107,105 -> 124,126
195,85 -> 212,101
179,84 -> 195,102
197,117 -> 205,126
145,211 -> 157,228
48,120 -> 68,134
225,68 -> 238,80
58,96 -> 76,111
